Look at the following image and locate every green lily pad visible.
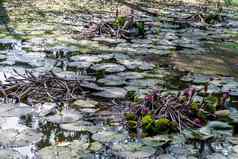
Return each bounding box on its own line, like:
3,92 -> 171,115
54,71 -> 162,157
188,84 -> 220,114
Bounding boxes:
111,142 -> 156,159
142,135 -> 171,147
92,130 -> 128,143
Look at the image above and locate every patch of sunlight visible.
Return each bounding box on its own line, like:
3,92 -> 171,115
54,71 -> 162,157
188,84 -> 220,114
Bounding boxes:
171,53 -> 238,77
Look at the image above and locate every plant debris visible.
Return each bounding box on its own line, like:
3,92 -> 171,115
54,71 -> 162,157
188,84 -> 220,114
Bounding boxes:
79,14 -> 146,40
0,70 -> 86,104
124,87 -> 229,137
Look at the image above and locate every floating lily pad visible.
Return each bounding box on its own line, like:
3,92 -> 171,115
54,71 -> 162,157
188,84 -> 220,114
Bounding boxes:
207,153 -> 227,159
183,74 -> 212,84
39,143 -> 79,159
92,87 -> 127,99
0,103 -> 33,117
0,149 -> 24,159
126,79 -> 162,88
0,54 -> 7,60
54,71 -> 96,81
116,72 -> 145,80
118,59 -> 155,70
91,63 -> 126,73
0,128 -> 43,147
80,81 -> 104,91
45,110 -> 82,124
92,130 -> 128,143
0,116 -> 27,130
227,107 -> 238,123
67,61 -> 92,69
206,121 -> 232,130
215,109 -> 230,118
39,140 -> 90,159
142,135 -> 171,147
157,154 -> 176,159
182,129 -> 213,141
34,103 -> 57,117
60,120 -> 101,134
89,142 -> 103,152
16,52 -> 46,67
111,142 -> 156,159
97,75 -> 126,86
70,55 -> 103,63
81,108 -> 99,114
72,99 -> 98,109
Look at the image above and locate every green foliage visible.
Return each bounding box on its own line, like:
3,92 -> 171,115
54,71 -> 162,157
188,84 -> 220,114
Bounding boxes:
204,96 -> 218,113
223,42 -> 238,50
141,116 -> 176,135
142,114 -> 154,133
136,21 -> 145,36
0,0 -> 6,4
154,118 -> 171,133
127,91 -> 140,102
224,0 -> 233,6
191,101 -> 199,112
125,112 -> 137,121
197,110 -> 209,121
128,120 -> 137,130
113,16 -> 127,28
142,115 -> 153,126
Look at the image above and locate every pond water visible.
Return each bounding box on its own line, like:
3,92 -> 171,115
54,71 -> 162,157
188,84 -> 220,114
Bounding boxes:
0,0 -> 238,158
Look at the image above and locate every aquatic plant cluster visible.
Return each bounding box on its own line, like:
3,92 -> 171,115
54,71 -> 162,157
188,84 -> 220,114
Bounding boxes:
80,15 -> 146,40
125,87 -> 230,136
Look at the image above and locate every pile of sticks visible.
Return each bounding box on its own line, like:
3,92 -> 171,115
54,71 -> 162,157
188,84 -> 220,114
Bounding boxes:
0,70 -> 85,104
79,20 -> 137,40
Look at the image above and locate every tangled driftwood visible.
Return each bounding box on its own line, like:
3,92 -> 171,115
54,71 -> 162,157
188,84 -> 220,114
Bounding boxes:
0,70 -> 85,104
79,14 -> 146,40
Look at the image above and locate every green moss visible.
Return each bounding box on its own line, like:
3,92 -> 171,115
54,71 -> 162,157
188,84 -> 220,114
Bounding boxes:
125,112 -> 137,121
128,120 -> 137,130
142,115 -> 153,125
142,114 -> 154,134
154,118 -> 171,133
